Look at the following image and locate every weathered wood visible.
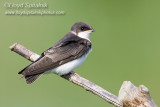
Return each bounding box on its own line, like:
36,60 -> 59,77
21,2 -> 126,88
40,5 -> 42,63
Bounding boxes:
10,43 -> 157,107
10,43 -> 122,107
10,43 -> 39,62
119,81 -> 157,107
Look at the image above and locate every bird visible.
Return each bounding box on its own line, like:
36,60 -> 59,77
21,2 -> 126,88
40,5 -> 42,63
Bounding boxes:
18,22 -> 94,84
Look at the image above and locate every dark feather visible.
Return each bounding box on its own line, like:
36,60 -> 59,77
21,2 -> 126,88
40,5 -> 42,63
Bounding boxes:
25,73 -> 43,84
18,53 -> 45,74
19,32 -> 92,83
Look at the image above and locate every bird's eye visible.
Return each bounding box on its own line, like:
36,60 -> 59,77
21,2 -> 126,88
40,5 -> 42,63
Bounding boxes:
81,27 -> 85,31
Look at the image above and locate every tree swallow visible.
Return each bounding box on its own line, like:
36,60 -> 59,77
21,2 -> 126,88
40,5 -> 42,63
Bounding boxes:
18,22 -> 94,84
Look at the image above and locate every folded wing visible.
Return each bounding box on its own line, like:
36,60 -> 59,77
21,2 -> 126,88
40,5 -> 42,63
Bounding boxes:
19,40 -> 91,75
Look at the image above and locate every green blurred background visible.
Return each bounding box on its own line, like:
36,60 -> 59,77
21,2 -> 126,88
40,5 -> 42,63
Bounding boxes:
0,0 -> 160,106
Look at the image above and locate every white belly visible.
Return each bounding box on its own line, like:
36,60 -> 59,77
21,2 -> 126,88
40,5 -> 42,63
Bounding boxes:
46,49 -> 91,75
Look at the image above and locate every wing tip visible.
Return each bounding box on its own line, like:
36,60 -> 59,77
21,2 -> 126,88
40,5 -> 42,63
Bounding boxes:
24,74 -> 43,84
18,71 -> 22,74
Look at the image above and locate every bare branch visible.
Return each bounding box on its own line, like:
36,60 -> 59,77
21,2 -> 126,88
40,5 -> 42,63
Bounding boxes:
118,81 -> 157,107
10,43 -> 122,107
10,43 -> 157,107
10,43 -> 39,62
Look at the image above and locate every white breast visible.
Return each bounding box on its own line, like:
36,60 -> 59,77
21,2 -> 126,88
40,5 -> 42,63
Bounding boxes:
46,49 -> 91,75
77,31 -> 91,41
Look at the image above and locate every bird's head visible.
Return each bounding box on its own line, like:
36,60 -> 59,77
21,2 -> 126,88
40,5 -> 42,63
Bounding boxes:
71,22 -> 94,40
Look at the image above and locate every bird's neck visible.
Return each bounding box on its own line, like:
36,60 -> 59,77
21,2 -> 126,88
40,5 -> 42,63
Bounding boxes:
71,31 -> 91,41
78,31 -> 91,41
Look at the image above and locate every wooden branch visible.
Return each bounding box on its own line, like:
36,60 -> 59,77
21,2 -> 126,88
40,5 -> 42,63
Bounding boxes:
10,43 -> 157,107
10,43 -> 122,107
118,81 -> 157,107
10,43 -> 40,62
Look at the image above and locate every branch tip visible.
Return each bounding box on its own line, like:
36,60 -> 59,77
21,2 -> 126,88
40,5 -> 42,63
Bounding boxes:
9,43 -> 18,51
